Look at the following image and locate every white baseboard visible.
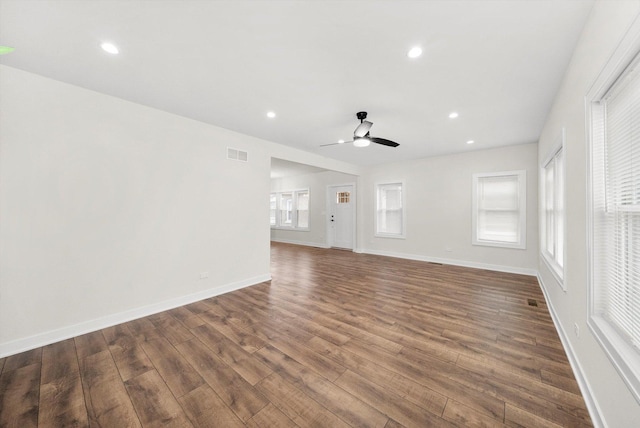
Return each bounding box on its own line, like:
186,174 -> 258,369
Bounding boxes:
270,238 -> 330,249
537,273 -> 603,427
361,248 -> 538,276
0,274 -> 271,358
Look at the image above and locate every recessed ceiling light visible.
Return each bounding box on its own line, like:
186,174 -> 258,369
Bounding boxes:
449,112 -> 459,119
100,42 -> 119,54
466,140 -> 475,145
338,139 -> 345,144
266,111 -> 276,118
407,46 -> 422,58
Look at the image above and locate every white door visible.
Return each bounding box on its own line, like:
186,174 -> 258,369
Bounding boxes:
328,185 -> 355,249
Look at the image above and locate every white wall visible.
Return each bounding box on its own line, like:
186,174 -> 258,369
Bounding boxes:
537,2 -> 640,426
358,143 -> 538,275
271,170 -> 356,247
0,65 -> 356,356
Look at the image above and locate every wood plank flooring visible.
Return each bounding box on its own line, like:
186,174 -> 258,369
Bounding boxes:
0,242 -> 592,427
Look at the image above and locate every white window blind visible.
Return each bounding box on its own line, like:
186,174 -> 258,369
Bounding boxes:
279,192 -> 293,226
376,183 -> 404,237
269,193 -> 277,226
296,190 -> 309,229
542,146 -> 565,282
472,171 -> 526,249
592,57 -> 640,357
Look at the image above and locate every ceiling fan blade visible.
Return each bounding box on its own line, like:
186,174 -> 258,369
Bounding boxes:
370,137 -> 399,147
354,120 -> 373,138
320,141 -> 353,147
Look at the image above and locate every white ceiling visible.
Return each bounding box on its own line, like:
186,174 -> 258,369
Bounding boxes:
0,0 -> 594,166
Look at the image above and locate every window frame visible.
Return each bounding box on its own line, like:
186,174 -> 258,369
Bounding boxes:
471,170 -> 527,249
270,189 -> 310,231
586,27 -> 640,403
375,181 -> 406,239
540,131 -> 565,287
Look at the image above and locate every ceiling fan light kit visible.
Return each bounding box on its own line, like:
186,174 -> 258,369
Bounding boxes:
321,111 -> 399,148
353,137 -> 371,147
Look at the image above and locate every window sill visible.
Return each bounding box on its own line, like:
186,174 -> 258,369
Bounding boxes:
271,226 -> 310,232
588,315 -> 640,404
375,233 -> 405,239
472,239 -> 525,250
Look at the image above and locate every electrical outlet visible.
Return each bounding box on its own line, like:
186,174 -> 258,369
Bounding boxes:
574,323 -> 580,337
200,271 -> 209,279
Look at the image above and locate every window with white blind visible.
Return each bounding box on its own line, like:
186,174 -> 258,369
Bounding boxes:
376,182 -> 405,238
269,194 -> 277,226
541,142 -> 565,284
296,190 -> 309,229
279,192 -> 293,226
270,190 -> 310,230
472,171 -> 526,249
588,49 -> 640,401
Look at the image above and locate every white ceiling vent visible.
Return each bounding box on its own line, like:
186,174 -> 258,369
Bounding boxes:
227,147 -> 248,162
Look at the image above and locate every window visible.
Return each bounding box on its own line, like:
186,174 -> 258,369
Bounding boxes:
296,190 -> 309,229
472,171 -> 526,249
376,182 -> 404,238
588,49 -> 640,401
269,194 -> 276,226
541,140 -> 565,284
279,192 -> 293,226
270,190 -> 310,230
337,191 -> 350,203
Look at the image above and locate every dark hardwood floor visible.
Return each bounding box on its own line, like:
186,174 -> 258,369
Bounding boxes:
0,242 -> 592,427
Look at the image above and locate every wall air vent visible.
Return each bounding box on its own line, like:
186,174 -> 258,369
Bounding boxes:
227,147 -> 248,162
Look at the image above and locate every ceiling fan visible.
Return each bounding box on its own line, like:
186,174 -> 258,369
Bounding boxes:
321,111 -> 400,148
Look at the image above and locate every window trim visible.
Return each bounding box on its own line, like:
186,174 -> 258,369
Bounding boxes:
586,21 -> 640,404
540,130 -> 565,287
270,189 -> 310,231
375,181 -> 406,239
471,170 -> 526,249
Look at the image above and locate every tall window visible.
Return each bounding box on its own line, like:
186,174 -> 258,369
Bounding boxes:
270,190 -> 310,230
279,192 -> 293,226
376,182 -> 404,238
296,190 -> 309,229
472,171 -> 526,249
542,144 -> 565,283
588,50 -> 640,401
269,194 -> 277,226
